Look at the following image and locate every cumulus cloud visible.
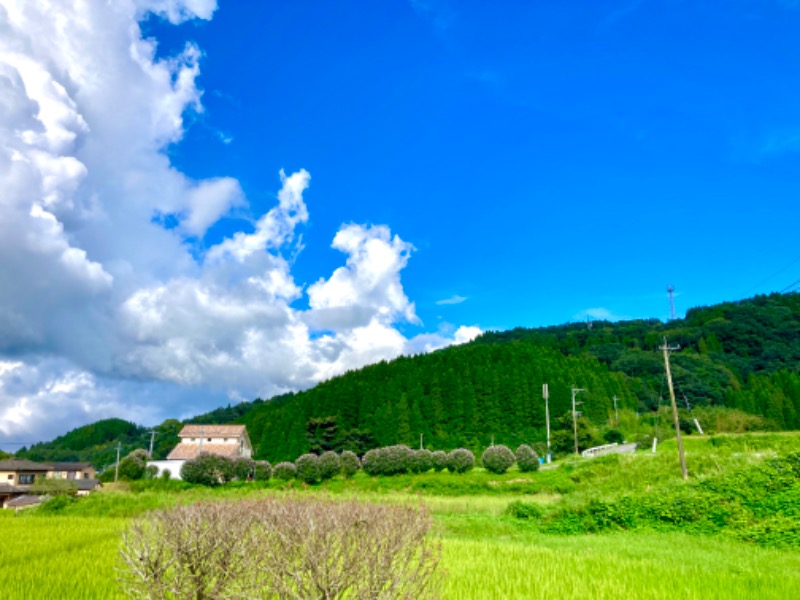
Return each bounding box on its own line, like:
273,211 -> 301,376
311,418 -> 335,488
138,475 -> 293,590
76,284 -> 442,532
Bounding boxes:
0,0 -> 475,446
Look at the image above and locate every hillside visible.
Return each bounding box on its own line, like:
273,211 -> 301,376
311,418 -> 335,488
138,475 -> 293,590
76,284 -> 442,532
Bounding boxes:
17,292 -> 800,465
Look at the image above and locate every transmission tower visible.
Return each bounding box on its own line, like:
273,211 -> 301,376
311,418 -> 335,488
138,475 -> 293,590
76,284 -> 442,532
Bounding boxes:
667,285 -> 676,321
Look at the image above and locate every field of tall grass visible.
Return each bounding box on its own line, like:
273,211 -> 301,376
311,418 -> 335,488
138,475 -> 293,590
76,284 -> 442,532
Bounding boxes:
1,432 -> 798,599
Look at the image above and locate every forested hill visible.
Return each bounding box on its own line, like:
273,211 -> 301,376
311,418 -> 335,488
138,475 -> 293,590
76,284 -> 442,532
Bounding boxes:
16,292 -> 800,466
240,292 -> 800,461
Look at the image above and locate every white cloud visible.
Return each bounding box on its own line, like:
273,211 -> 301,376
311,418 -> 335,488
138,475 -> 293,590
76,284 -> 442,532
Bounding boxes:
436,294 -> 468,305
0,0 -> 473,446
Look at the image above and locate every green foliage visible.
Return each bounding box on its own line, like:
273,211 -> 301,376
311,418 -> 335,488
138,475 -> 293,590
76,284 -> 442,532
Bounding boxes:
160,469 -> 171,481
273,462 -> 296,481
431,450 -> 448,472
515,444 -> 540,473
362,445 -> 415,476
180,454 -> 233,486
411,449 -> 434,474
481,445 -> 515,474
231,457 -> 254,481
295,453 -> 321,484
447,449 -> 475,474
505,500 -> 544,520
31,478 -> 78,497
117,449 -> 149,481
603,429 -> 624,444
253,461 -> 272,481
318,451 -> 341,481
340,451 -> 360,478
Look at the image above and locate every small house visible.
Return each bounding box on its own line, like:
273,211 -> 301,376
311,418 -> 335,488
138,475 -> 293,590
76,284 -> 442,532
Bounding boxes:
148,424 -> 253,480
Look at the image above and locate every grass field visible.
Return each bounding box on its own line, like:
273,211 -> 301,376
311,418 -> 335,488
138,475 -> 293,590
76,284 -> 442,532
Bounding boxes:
1,432 -> 799,599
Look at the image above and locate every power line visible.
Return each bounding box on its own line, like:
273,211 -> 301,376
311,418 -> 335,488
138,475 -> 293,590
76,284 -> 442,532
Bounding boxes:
743,255 -> 800,296
780,278 -> 800,294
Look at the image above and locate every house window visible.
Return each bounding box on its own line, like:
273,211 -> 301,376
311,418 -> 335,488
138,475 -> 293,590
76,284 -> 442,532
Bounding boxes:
19,474 -> 35,484
223,438 -> 228,442
191,438 -> 196,442
7,474 -> 13,480
84,473 -> 89,479
207,438 -> 212,442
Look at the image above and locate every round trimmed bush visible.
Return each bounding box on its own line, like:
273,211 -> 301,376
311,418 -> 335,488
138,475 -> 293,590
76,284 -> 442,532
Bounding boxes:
362,448 -> 382,476
181,454 -> 234,486
410,449 -> 434,473
515,444 -> 540,473
295,453 -> 321,484
145,465 -> 159,480
253,461 -> 272,481
160,469 -> 172,481
318,451 -> 341,481
431,450 -> 448,472
231,457 -> 255,481
340,451 -> 360,478
273,462 -> 297,481
481,445 -> 515,474
446,448 -> 475,474
603,429 -> 624,444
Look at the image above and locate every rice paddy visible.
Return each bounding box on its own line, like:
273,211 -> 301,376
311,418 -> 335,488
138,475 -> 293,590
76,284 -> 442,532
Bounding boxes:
2,434 -> 799,598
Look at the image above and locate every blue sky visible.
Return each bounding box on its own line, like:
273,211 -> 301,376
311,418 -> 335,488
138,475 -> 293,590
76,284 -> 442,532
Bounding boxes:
151,0 -> 800,329
1,0 -> 799,445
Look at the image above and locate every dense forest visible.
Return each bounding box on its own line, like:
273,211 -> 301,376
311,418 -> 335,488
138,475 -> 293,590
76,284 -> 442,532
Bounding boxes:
15,292 -> 800,466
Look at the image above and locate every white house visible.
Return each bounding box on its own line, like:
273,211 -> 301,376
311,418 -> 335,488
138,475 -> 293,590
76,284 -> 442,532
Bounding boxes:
148,424 -> 253,480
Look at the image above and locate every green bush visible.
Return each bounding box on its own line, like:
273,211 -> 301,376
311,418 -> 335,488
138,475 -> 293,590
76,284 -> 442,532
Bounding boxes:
231,457 -> 255,481
318,451 -> 341,481
411,449 -> 434,474
181,454 -> 234,486
253,461 -> 272,481
362,445 -> 415,476
481,445 -> 515,474
340,451 -> 360,478
144,465 -> 159,479
31,478 -> 78,497
273,462 -> 296,481
295,453 -> 321,484
515,444 -> 540,473
431,450 -> 448,472
603,429 -> 624,444
505,500 -> 544,520
160,469 -> 171,481
117,449 -> 150,481
447,448 -> 475,474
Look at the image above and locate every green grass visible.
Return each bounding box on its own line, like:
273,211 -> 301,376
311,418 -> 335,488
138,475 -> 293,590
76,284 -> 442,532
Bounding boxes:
2,513 -> 799,600
1,432 -> 798,599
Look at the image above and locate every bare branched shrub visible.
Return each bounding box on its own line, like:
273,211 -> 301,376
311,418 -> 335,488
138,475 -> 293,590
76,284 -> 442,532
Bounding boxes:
118,502 -> 258,599
251,497 -> 440,599
119,498 -> 441,600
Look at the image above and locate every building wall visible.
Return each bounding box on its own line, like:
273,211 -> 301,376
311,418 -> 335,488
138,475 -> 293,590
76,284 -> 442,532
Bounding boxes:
147,460 -> 186,480
0,470 -> 43,485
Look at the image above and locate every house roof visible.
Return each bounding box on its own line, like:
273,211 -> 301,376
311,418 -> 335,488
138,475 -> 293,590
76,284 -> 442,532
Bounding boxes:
46,462 -> 93,471
167,443 -> 241,460
178,424 -> 247,438
0,459 -> 53,472
6,495 -> 44,508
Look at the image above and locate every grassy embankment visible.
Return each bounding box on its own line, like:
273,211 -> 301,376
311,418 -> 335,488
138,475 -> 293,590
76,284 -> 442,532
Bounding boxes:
1,433 -> 799,599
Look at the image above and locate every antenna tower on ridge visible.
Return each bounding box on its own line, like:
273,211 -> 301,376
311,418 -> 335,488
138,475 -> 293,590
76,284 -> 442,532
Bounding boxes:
667,285 -> 676,321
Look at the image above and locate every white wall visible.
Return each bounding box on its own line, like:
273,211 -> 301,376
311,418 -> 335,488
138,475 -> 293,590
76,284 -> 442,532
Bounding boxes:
147,460 -> 186,480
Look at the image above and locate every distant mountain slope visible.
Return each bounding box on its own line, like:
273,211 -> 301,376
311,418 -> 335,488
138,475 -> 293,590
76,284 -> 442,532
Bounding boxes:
17,293 -> 800,466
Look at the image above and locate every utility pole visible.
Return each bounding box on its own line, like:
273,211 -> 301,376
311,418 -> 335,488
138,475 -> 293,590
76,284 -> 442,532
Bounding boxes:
114,442 -> 121,483
612,395 -> 619,427
660,336 -> 688,480
148,429 -> 157,456
543,384 -> 552,463
571,386 -> 586,455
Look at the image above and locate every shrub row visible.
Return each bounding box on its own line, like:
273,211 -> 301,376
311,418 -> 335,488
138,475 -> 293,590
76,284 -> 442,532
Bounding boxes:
180,455 -> 272,486
181,443 -> 540,486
